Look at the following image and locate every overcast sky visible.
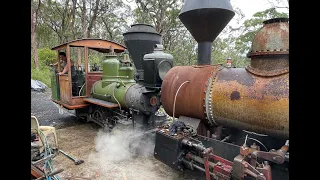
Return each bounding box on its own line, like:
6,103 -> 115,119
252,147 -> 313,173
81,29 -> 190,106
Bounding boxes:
124,0 -> 289,27
229,0 -> 288,27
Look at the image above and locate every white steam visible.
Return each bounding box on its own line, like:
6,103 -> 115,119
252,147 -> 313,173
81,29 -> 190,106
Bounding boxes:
87,127 -> 180,180
94,128 -> 155,162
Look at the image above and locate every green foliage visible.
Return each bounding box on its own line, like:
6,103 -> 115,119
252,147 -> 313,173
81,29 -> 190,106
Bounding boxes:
39,48 -> 56,66
235,8 -> 289,54
31,56 -> 52,88
33,48 -> 57,66
33,0 -> 289,80
133,0 -> 183,50
168,31 -> 197,66
31,48 -> 56,87
88,53 -> 103,67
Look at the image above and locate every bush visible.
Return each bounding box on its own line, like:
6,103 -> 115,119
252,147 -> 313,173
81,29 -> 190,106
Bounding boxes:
36,48 -> 56,66
31,48 -> 56,88
31,66 -> 52,88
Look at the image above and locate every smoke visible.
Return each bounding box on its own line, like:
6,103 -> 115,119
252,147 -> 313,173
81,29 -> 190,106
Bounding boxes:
94,127 -> 155,162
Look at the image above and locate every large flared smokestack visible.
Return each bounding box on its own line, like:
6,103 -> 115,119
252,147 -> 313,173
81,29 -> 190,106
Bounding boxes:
123,24 -> 161,83
179,0 -> 235,65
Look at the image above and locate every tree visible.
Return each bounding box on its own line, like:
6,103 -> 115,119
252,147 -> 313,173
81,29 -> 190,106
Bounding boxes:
267,0 -> 289,11
133,0 -> 184,50
31,0 -> 41,70
234,8 -> 289,55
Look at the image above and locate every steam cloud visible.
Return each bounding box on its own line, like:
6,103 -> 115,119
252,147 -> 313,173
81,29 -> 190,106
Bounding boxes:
94,127 -> 155,162
87,127 -> 179,180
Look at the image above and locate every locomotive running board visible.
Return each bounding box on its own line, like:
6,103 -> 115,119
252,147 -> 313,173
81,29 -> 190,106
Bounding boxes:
83,97 -> 119,108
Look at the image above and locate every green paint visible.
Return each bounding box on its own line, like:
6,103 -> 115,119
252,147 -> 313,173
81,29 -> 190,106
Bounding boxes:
92,53 -> 136,107
50,67 -> 60,100
92,81 -> 134,107
118,66 -> 135,84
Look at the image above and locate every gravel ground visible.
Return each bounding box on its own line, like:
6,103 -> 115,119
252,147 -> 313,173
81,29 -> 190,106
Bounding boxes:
31,89 -> 203,180
31,89 -> 80,129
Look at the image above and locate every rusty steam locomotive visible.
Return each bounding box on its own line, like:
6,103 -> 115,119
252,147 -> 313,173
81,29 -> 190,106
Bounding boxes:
152,0 -> 289,180
50,0 -> 289,178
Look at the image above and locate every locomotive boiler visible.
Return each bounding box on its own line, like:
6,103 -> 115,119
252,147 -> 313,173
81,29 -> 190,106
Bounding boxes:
153,0 -> 289,179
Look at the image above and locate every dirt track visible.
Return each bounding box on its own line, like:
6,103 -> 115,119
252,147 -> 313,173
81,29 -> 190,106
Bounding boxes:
31,89 -> 201,180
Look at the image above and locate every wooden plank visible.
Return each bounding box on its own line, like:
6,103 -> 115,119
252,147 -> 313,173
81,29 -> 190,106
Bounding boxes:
59,75 -> 71,104
52,99 -> 89,109
84,47 -> 89,96
83,98 -> 119,108
70,96 -> 87,106
87,72 -> 103,96
66,45 -> 73,98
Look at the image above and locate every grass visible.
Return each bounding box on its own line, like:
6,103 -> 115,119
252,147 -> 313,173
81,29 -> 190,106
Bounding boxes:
31,65 -> 52,88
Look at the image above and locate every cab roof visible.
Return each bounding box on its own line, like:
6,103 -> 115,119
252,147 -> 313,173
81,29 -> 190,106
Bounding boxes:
51,38 -> 126,53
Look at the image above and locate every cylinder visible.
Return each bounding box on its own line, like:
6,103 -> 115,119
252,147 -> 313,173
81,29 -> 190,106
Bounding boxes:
161,65 -> 219,120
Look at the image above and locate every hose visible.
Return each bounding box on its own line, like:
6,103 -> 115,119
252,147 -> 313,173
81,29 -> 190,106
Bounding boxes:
172,81 -> 190,120
241,134 -> 268,152
78,82 -> 86,96
247,137 -> 268,152
113,84 -> 121,111
117,78 -> 126,87
243,130 -> 268,137
39,130 -> 60,180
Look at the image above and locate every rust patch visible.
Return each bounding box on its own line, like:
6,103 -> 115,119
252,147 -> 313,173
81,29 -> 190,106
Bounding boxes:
161,65 -> 221,119
250,21 -> 289,53
217,68 -> 255,86
246,19 -> 289,77
230,91 -> 240,100
210,70 -> 289,138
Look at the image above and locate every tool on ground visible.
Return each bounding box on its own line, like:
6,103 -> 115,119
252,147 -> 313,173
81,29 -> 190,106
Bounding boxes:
58,149 -> 84,165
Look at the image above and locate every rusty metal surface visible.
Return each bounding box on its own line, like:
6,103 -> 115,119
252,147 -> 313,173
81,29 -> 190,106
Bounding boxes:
248,18 -> 289,56
246,18 -> 289,76
206,65 -> 224,125
161,65 -> 220,120
209,68 -> 289,138
246,56 -> 289,76
245,57 -> 289,76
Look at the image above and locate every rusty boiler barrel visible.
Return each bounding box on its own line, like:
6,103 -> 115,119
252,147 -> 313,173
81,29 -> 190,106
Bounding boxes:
161,66 -> 289,138
207,68 -> 289,138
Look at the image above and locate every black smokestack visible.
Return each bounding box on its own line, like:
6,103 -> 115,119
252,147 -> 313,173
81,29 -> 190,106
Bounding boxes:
179,0 -> 235,65
123,24 -> 161,83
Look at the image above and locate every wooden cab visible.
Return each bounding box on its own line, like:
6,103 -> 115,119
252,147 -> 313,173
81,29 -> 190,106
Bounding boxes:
50,38 -> 126,109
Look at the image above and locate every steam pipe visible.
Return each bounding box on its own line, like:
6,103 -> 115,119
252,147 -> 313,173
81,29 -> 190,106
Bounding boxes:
173,81 -> 190,119
198,42 -> 212,65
